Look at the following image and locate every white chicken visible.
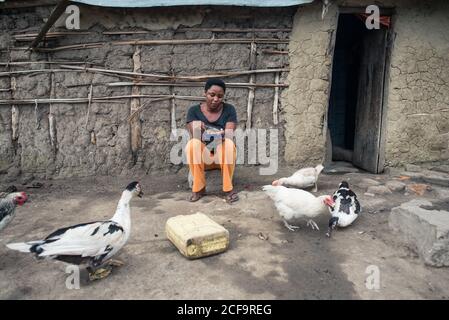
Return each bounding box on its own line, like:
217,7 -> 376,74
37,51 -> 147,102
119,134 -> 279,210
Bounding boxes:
6,181 -> 143,281
272,164 -> 324,192
263,185 -> 334,231
326,181 -> 361,237
0,190 -> 28,233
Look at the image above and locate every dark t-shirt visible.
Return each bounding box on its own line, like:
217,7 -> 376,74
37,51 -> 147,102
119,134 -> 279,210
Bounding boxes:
186,102 -> 237,148
186,102 -> 238,130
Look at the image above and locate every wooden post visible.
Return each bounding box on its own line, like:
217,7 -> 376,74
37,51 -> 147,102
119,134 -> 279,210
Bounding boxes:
8,48 -> 19,155
85,82 -> 93,130
169,69 -> 177,139
272,72 -> 280,125
246,41 -> 257,131
10,77 -> 19,143
48,56 -> 57,151
130,46 -> 142,157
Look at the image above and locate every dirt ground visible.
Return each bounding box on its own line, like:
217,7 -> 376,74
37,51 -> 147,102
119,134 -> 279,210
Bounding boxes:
1,165 -> 449,300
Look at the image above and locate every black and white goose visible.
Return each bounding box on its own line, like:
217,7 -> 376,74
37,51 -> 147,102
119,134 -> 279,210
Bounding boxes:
326,181 -> 361,237
6,181 -> 143,281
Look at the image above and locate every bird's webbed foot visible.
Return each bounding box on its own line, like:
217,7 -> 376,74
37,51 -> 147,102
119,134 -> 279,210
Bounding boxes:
106,259 -> 125,267
88,265 -> 113,281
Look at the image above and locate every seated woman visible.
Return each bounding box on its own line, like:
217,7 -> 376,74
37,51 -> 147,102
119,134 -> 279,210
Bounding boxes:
185,78 -> 239,203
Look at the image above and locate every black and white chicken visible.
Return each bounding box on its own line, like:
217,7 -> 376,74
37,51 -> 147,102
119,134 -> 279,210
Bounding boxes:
326,181 -> 361,237
0,188 -> 28,233
7,181 -> 143,281
263,185 -> 335,231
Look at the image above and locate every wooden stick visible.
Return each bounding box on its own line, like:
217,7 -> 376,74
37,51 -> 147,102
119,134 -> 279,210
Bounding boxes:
261,49 -> 289,55
0,69 -> 79,77
104,28 -> 291,35
34,38 -> 289,52
6,49 -> 19,147
0,94 -> 204,105
273,72 -> 280,125
176,27 -> 292,33
130,46 -> 142,155
107,81 -> 289,88
58,65 -> 171,80
14,31 -> 92,41
29,0 -> 71,50
127,97 -> 172,123
0,61 -> 102,66
246,42 -> 257,131
34,99 -> 40,129
48,56 -> 57,150
11,77 -> 19,142
85,82 -> 93,130
169,68 -> 177,138
58,64 -> 289,81
170,94 -> 177,137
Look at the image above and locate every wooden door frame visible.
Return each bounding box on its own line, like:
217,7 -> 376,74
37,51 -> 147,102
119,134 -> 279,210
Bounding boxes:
325,6 -> 395,172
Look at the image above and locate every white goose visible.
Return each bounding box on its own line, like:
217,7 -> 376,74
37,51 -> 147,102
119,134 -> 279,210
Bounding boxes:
263,185 -> 334,231
272,164 -> 324,192
6,181 -> 143,281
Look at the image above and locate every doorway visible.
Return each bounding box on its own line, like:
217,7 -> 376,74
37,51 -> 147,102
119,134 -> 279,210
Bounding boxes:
327,12 -> 392,173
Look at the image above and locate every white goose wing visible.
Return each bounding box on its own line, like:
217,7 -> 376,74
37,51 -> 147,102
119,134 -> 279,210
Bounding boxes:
37,221 -> 125,257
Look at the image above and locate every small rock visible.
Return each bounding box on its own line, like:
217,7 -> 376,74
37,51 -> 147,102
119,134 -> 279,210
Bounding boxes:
386,181 -> 406,192
364,192 -> 375,197
407,183 -> 431,196
358,231 -> 365,234
258,232 -> 269,241
367,185 -> 392,195
430,165 -> 449,174
405,164 -> 422,172
359,178 -> 381,188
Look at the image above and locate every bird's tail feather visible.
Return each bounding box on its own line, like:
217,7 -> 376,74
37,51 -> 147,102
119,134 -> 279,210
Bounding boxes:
6,241 -> 40,252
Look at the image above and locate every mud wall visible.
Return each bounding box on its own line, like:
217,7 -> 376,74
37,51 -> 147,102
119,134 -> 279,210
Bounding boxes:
383,0 -> 449,167
1,0 -> 448,180
283,0 -> 449,169
0,4 -> 294,180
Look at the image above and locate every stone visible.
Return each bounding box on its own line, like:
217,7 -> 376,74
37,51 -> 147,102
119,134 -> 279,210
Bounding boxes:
358,178 -> 381,188
389,199 -> 449,267
386,180 -> 406,192
405,164 -> 422,172
431,165 -> 449,174
367,185 -> 392,195
421,172 -> 449,187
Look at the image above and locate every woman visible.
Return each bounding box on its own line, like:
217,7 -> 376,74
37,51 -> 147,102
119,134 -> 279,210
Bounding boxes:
185,78 -> 239,203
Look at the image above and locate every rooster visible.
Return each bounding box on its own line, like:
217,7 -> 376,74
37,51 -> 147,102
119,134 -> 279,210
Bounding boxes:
263,185 -> 334,231
7,181 -> 143,281
326,181 -> 361,237
0,189 -> 28,233
272,164 -> 324,192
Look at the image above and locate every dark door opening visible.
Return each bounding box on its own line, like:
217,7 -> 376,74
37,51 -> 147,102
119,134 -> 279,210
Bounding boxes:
327,12 -> 392,173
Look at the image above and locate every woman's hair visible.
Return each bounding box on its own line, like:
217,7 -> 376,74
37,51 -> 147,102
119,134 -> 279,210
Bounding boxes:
205,78 -> 226,93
